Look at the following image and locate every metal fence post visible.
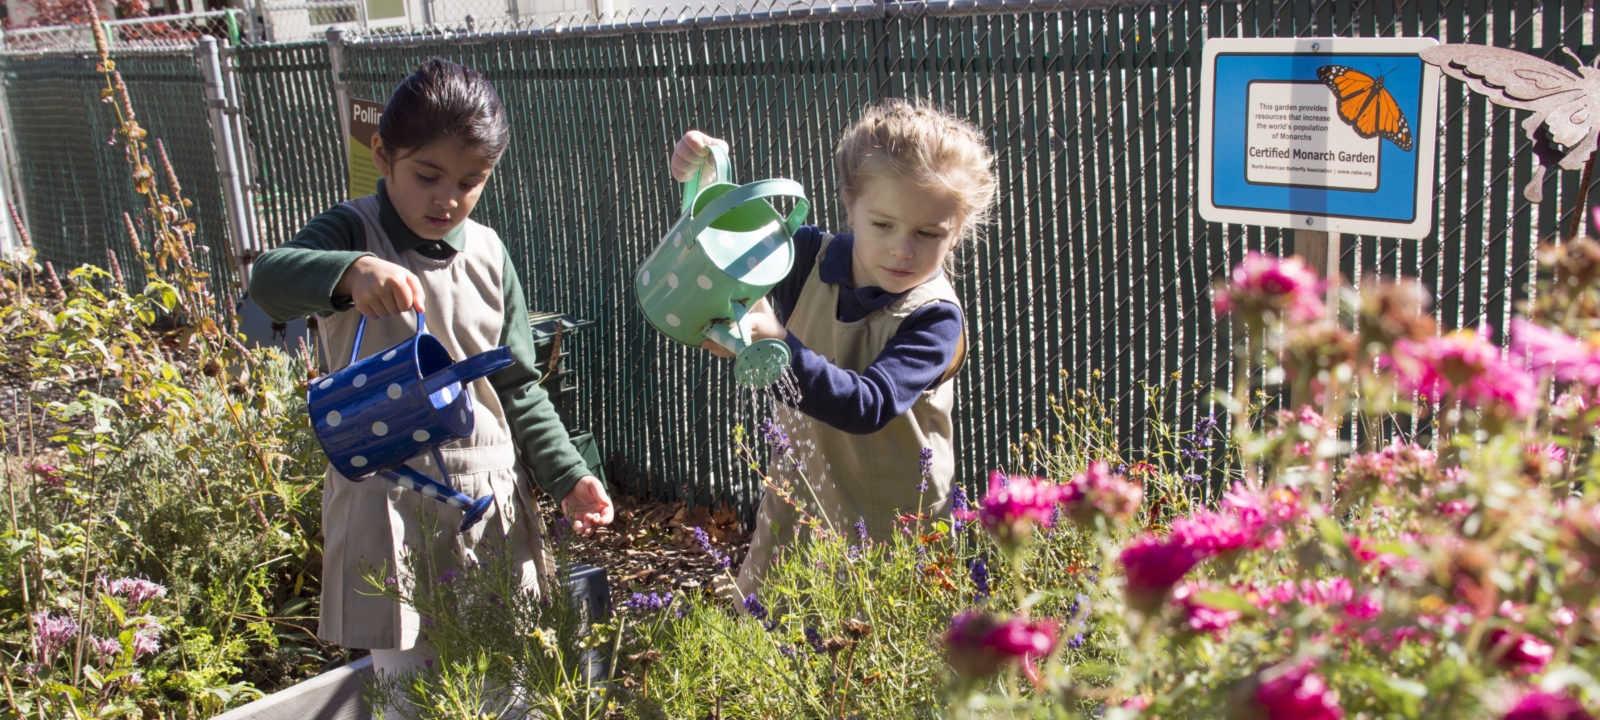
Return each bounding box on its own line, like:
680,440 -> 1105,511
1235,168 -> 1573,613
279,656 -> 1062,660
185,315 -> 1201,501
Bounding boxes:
221,45 -> 259,258
197,35 -> 256,284
327,27 -> 351,154
0,24 -> 28,243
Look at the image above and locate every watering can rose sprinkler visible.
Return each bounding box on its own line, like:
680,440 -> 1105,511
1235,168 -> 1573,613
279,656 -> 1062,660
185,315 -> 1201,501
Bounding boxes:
636,145 -> 810,387
306,310 -> 510,533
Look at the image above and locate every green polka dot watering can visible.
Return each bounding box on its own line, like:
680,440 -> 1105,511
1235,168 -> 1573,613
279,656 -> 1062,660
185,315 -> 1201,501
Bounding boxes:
306,310 -> 512,533
635,145 -> 810,387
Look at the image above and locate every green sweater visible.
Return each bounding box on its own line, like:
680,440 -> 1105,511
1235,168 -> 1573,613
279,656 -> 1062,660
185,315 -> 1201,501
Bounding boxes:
250,182 -> 594,502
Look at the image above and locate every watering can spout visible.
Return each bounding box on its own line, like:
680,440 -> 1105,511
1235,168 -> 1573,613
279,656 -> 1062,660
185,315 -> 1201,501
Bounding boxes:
421,347 -> 515,396
704,312 -> 792,388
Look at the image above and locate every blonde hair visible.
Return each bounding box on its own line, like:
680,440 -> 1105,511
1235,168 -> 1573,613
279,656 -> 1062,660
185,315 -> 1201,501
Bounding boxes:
834,98 -> 998,268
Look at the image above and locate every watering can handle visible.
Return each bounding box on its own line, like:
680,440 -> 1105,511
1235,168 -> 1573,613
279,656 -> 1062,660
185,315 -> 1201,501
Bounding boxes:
349,309 -> 426,367
679,143 -> 732,216
685,178 -> 811,241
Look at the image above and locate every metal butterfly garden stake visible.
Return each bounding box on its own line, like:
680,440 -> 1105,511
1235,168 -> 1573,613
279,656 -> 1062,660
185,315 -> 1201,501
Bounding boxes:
1420,44 -> 1600,240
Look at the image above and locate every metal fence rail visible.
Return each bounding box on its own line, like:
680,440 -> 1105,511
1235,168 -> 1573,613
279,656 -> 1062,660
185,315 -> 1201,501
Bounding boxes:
4,0 -> 1597,515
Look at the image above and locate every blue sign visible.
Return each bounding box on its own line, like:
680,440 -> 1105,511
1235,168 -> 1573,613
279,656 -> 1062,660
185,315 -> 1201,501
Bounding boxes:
1199,38 -> 1440,239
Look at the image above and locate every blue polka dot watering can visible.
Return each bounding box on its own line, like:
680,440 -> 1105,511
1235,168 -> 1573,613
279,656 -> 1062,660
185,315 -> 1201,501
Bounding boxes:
635,144 -> 809,387
306,310 -> 512,533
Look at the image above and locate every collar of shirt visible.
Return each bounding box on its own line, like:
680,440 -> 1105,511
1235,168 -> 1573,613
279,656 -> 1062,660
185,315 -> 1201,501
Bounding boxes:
818,233 -> 923,314
377,179 -> 467,257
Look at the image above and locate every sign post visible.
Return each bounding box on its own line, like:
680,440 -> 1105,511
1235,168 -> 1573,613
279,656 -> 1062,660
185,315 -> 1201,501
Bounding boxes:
1199,37 -> 1441,411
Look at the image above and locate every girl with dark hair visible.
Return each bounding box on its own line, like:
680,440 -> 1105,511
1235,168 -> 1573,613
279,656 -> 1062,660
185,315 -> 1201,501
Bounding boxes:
250,58 -> 613,710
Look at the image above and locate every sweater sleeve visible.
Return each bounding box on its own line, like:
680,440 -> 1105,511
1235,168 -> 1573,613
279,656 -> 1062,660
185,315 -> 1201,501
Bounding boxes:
248,205 -> 372,322
488,252 -> 595,503
783,301 -> 963,434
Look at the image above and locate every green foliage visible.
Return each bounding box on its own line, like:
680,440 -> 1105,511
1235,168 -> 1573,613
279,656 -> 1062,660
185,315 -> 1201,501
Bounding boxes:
362,523 -> 616,720
0,262 -> 328,718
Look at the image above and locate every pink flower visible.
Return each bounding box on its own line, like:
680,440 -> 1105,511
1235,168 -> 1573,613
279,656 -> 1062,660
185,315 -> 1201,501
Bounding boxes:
1510,319 -> 1600,386
1390,328 -> 1537,420
1172,583 -> 1241,635
956,472 -> 1067,549
1249,660 -> 1344,720
944,611 -> 1058,680
31,612 -> 78,665
130,616 -> 163,659
1170,509 -> 1258,556
104,577 -> 167,607
1503,690 -> 1594,720
1222,484 -> 1303,530
1488,629 -> 1553,675
1120,534 -> 1204,612
1213,252 -> 1326,325
1340,593 -> 1383,623
89,636 -> 122,662
1059,461 -> 1143,527
1340,441 -> 1437,497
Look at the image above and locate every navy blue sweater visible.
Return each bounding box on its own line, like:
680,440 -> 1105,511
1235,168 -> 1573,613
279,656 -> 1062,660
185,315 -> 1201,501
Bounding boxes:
771,227 -> 964,435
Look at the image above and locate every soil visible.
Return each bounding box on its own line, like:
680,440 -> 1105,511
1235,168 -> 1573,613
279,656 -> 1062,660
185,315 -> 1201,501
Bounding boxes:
541,494 -> 751,613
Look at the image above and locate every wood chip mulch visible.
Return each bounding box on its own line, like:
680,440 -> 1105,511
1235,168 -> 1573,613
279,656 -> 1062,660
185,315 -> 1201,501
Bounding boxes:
543,493 -> 751,613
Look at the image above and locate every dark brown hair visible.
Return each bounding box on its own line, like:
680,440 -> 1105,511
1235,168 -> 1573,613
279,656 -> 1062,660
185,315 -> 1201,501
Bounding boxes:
379,58 -> 510,161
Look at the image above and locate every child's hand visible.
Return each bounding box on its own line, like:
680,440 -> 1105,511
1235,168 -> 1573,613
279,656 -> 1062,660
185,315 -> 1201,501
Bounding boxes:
670,130 -> 728,185
336,255 -> 427,318
560,476 -> 614,536
701,298 -> 784,357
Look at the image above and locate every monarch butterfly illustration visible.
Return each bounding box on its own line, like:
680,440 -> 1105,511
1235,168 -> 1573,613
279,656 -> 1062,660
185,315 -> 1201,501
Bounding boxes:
1316,65 -> 1415,152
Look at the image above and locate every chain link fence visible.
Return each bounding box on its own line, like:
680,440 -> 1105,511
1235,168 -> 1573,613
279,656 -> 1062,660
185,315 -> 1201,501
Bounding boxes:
3,0 -> 1597,515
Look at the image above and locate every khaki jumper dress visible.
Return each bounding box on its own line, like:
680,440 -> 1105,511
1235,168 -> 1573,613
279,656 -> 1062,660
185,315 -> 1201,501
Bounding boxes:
315,195 -> 552,650
735,233 -> 966,598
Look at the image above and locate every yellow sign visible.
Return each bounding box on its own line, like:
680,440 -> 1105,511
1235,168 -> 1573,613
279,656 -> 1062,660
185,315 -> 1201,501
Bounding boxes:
348,97 -> 385,199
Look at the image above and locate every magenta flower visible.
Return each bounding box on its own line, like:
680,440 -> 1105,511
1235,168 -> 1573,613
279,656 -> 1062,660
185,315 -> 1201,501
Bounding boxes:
1504,690 -> 1594,720
1249,660 -> 1344,720
1389,328 -> 1537,420
1169,509 -> 1257,556
1059,461 -> 1142,527
1488,629 -> 1554,675
1213,251 -> 1326,325
944,610 -> 1059,680
1510,318 -> 1600,386
955,472 -> 1067,549
1172,583 -> 1241,635
1120,533 -> 1204,612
